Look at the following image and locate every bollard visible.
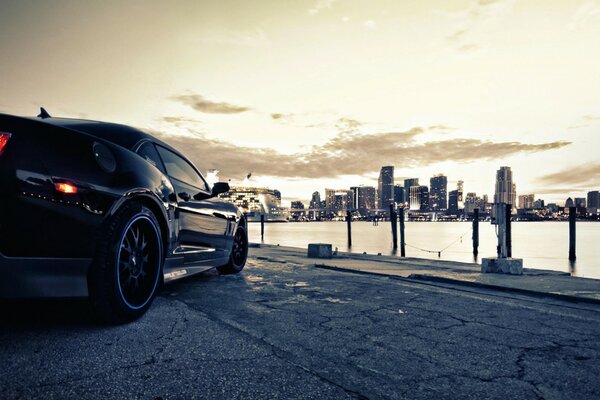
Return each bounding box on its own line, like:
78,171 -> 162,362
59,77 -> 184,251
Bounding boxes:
399,207 -> 406,257
260,214 -> 265,240
389,204 -> 398,249
505,203 -> 512,258
472,208 -> 479,258
346,210 -> 352,248
569,206 -> 576,261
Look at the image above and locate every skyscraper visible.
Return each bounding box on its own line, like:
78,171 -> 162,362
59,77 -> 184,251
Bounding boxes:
494,166 -> 517,212
393,184 -> 405,204
518,194 -> 535,210
309,191 -> 322,220
378,166 -> 394,211
587,190 -> 600,214
404,178 -> 419,190
429,174 -> 447,211
448,190 -> 459,213
353,186 -> 376,216
409,185 -> 429,211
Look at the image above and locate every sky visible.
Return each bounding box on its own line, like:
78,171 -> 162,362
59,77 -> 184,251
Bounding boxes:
1,0 -> 599,206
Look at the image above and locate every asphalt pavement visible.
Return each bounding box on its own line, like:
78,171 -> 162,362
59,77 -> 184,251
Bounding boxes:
1,254 -> 600,399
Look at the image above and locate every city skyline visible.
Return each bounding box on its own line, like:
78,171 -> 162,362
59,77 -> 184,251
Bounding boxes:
1,1 -> 600,204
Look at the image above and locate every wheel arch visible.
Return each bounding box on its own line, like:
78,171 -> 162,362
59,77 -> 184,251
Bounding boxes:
108,191 -> 171,258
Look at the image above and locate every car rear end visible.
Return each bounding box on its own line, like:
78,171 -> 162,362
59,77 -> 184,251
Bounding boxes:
0,114 -> 135,297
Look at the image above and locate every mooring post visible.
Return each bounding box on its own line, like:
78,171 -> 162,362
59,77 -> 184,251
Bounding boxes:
473,208 -> 479,258
389,204 -> 398,249
399,206 -> 406,257
260,214 -> 265,241
506,204 -> 512,258
346,209 -> 352,247
569,206 -> 576,261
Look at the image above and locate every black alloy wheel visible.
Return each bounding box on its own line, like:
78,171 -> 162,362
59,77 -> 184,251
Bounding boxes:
89,202 -> 163,323
117,215 -> 161,310
218,225 -> 248,275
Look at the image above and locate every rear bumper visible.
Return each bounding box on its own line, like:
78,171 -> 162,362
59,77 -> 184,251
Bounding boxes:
0,253 -> 91,298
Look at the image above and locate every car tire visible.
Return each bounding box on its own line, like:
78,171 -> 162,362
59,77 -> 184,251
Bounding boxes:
89,201 -> 163,323
217,224 -> 248,275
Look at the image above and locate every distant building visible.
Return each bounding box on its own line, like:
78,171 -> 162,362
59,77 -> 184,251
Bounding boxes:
565,197 -> 574,208
393,184 -> 405,204
448,190 -> 459,213
429,174 -> 448,211
457,180 -> 464,209
410,185 -> 429,211
325,188 -> 353,216
518,194 -> 535,210
404,178 -> 419,191
575,197 -> 586,208
494,166 -> 517,213
533,199 -> 545,209
352,186 -> 376,216
465,192 -> 486,214
290,201 -> 306,220
588,190 -> 600,214
378,166 -> 394,212
309,191 -> 322,220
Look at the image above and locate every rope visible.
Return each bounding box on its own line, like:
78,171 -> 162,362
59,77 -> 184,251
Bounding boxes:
404,226 -> 472,256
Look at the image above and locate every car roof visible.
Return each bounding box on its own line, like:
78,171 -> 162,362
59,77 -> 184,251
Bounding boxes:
19,115 -> 183,155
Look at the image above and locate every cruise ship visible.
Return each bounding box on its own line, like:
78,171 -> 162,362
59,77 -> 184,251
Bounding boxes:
218,186 -> 289,222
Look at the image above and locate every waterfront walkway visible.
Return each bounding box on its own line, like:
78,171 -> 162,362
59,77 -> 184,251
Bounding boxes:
254,244 -> 600,304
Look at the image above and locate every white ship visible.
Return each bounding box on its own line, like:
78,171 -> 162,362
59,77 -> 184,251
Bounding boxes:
219,186 -> 289,222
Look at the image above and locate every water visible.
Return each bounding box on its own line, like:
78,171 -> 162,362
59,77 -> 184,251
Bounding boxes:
248,221 -> 600,279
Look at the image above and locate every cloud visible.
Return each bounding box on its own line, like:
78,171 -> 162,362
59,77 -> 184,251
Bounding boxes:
308,0 -> 336,15
568,114 -> 600,129
537,163 -> 600,190
442,0 -> 515,52
568,1 -> 600,30
154,126 -> 570,181
171,94 -> 251,114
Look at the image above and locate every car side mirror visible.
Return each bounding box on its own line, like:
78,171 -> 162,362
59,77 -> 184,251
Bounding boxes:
212,182 -> 230,196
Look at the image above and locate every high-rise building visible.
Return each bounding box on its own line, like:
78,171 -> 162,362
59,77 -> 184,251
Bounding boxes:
378,166 -> 394,211
419,186 -> 429,211
587,190 -> 600,213
290,201 -> 305,220
404,178 -> 419,190
448,190 -> 459,213
410,185 -> 429,211
518,194 -> 535,210
565,197 -> 574,208
429,174 -> 448,211
352,186 -> 376,216
464,192 -> 486,214
409,186 -> 421,211
494,166 -> 517,212
575,198 -> 586,208
457,180 -> 464,209
393,184 -> 405,204
309,191 -> 322,220
325,188 -> 353,215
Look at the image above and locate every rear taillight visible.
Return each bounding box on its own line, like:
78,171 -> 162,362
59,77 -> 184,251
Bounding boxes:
0,131 -> 11,155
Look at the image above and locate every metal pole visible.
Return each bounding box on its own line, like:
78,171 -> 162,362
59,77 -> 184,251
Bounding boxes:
346,210 -> 352,248
390,204 -> 398,249
399,207 -> 406,257
569,206 -> 576,261
473,208 -> 479,258
260,214 -> 265,240
506,203 -> 512,258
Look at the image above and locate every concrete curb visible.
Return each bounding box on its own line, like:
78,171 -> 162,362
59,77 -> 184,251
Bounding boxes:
314,264 -> 600,306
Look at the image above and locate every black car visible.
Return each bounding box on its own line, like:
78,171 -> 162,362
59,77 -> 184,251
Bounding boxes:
0,109 -> 248,322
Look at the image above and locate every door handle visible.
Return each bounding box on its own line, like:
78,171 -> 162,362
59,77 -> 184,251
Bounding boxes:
178,192 -> 191,201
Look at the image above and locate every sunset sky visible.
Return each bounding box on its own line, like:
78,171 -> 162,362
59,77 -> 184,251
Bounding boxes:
1,0 -> 599,205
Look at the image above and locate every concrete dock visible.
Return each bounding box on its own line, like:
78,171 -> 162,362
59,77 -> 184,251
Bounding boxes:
1,245 -> 600,399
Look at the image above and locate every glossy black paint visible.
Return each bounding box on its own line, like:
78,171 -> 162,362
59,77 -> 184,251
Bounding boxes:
0,112 -> 243,298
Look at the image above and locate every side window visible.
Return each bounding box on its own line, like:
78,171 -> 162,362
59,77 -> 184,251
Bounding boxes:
156,145 -> 209,191
136,142 -> 166,174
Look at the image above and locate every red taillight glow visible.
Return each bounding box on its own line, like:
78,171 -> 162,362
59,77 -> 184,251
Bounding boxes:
55,182 -> 78,194
0,132 -> 11,154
